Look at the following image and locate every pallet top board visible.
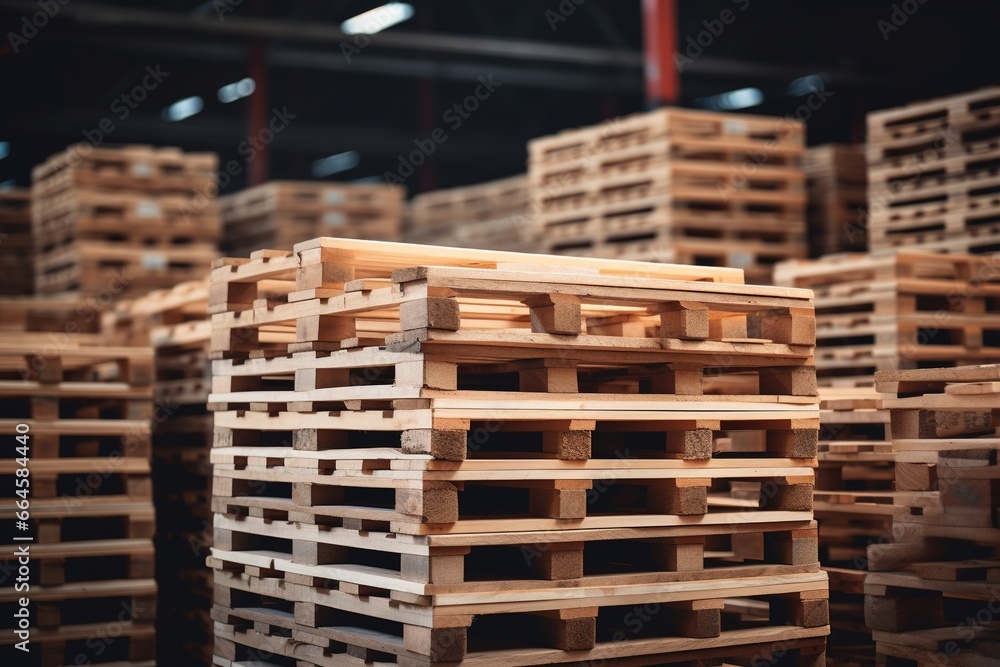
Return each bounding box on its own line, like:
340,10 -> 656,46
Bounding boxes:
110,279 -> 208,319
297,237 -> 746,283
221,180 -> 404,203
529,107 -> 804,163
874,363 -> 1000,397
208,262 -> 816,365
867,85 -> 1000,138
0,296 -> 104,333
773,249 -> 997,287
31,143 -> 218,182
818,387 -> 883,411
219,181 -> 404,226
209,238 -> 746,304
411,174 -> 527,210
101,280 -> 210,346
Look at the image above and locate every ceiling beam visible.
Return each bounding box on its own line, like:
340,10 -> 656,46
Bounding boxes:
71,34 -> 645,93
0,1 -> 643,67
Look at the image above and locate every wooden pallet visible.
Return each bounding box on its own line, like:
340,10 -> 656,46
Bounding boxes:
0,188 -> 34,295
866,87 -> 1000,255
816,485 -> 902,663
774,250 -> 1000,386
529,107 -> 804,169
866,87 -> 1000,165
805,144 -> 868,257
0,323 -> 157,665
31,144 -> 220,300
104,280 -> 214,666
32,143 -> 217,197
407,175 -> 533,252
213,564 -> 827,665
864,365 -> 1000,667
528,108 -> 807,283
221,181 -> 404,258
206,238 -> 826,665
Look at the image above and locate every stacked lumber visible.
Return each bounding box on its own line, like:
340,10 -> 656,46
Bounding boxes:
0,301 -> 156,665
31,144 -> 219,299
774,250 -> 1000,387
816,387 -> 892,666
866,365 -> 1000,666
0,188 -> 34,295
528,107 -> 807,283
220,181 -> 404,257
406,174 -> 533,251
805,144 -> 868,256
867,86 -> 1000,253
206,237 -> 828,666
104,280 -> 214,665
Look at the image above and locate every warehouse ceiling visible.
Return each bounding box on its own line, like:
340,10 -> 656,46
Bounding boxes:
0,0 -> 994,194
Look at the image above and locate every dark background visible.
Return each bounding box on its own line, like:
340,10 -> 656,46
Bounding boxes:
0,0 -> 991,193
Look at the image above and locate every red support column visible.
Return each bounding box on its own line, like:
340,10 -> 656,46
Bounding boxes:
642,0 -> 679,108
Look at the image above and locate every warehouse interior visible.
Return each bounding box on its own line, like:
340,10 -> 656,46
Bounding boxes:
2,1 -> 996,191
1,2 -> 999,667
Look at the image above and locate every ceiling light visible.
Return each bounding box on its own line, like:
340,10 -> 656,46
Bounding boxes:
341,3 -> 414,35
163,96 -> 204,122
695,87 -> 764,111
788,74 -> 825,96
218,78 -> 256,103
312,151 -> 360,177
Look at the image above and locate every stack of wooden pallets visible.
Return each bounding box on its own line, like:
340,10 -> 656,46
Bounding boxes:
220,181 -> 404,257
0,301 -> 156,666
31,144 -> 219,299
406,174 -> 533,251
774,250 -> 1000,387
866,365 -> 1000,666
104,280 -> 214,666
816,387 -> 892,666
867,86 -> 1000,254
805,144 -> 868,257
206,237 -> 828,666
528,107 -> 808,283
0,188 -> 34,295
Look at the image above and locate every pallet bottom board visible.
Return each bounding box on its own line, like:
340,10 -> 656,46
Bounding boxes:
215,616 -> 827,666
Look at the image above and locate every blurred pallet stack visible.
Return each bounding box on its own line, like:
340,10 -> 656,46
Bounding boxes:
219,181 -> 404,257
31,144 -> 219,300
528,107 -> 807,283
0,301 -> 156,666
815,388 -> 892,666
866,365 -> 1000,666
774,250 -> 1000,387
206,237 -> 828,666
104,280 -> 214,665
806,144 -> 868,257
0,188 -> 34,295
867,86 -> 1000,254
406,174 -> 533,251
